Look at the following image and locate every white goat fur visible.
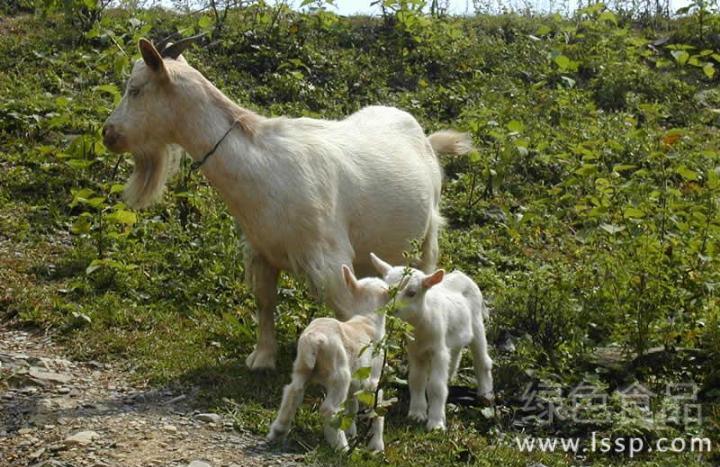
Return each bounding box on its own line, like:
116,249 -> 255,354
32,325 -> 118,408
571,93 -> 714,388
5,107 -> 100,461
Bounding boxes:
370,254 -> 493,431
103,39 -> 473,370
268,266 -> 388,451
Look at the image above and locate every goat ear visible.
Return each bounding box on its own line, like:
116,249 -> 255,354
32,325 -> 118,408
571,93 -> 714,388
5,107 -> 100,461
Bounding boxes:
422,269 -> 444,289
342,265 -> 358,292
369,253 -> 392,276
139,39 -> 165,74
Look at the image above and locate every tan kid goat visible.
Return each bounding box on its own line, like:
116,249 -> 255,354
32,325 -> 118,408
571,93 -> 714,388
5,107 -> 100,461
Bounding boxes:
267,265 -> 388,452
102,37 -> 473,370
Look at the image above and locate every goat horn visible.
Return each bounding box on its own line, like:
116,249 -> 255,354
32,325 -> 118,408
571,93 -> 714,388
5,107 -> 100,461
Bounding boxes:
160,33 -> 205,59
155,33 -> 176,55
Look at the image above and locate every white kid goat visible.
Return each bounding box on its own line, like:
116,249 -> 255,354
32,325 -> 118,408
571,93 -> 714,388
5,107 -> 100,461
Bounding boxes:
268,265 -> 388,452
370,253 -> 493,431
102,37 -> 473,370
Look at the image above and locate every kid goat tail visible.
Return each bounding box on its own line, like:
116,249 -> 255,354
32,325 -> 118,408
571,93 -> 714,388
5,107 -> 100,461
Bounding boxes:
297,333 -> 326,370
428,130 -> 474,156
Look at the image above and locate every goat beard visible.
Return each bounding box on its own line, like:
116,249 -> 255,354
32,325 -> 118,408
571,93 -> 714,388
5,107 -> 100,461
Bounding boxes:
123,144 -> 182,209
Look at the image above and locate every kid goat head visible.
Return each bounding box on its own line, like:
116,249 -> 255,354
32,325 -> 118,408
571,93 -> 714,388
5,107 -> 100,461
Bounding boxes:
341,265 -> 390,315
369,253 -> 444,317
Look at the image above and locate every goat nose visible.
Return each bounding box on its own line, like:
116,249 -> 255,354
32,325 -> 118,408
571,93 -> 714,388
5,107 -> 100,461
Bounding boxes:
102,125 -> 110,137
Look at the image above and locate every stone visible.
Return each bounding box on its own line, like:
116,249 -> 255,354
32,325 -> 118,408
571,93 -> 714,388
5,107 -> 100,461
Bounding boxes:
65,430 -> 100,446
28,447 -> 45,460
187,461 -> 211,467
29,367 -> 71,384
195,413 -> 221,424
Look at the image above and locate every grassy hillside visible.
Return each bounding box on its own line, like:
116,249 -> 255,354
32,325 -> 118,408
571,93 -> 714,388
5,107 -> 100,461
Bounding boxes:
1,4 -> 719,465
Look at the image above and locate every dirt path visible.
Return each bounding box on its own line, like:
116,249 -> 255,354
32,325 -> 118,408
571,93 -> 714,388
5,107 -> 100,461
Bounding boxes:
0,326 -> 303,467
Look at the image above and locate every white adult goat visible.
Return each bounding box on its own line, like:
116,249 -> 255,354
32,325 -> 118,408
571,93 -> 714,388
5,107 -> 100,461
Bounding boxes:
370,254 -> 493,431
103,37 -> 472,370
268,265 -> 388,452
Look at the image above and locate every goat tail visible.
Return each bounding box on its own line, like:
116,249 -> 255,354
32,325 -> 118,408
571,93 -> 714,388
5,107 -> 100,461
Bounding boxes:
297,333 -> 326,371
428,130 -> 474,156
480,299 -> 490,321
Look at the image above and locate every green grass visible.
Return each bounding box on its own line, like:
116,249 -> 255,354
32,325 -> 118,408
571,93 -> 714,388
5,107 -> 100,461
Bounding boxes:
1,7 -> 719,466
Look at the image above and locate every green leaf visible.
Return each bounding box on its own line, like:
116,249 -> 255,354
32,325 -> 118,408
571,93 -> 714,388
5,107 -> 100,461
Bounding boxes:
600,223 -> 625,235
671,50 -> 689,65
598,10 -> 617,25
87,258 -> 118,275
198,16 -> 213,30
554,55 -> 570,69
613,164 -> 637,173
86,197 -> 106,209
554,55 -> 571,70
339,414 -> 354,431
623,206 -> 645,219
113,54 -> 129,79
506,120 -> 524,133
94,84 -> 121,106
536,25 -> 551,36
703,63 -> 715,79
356,390 -> 375,406
575,164 -> 598,176
676,165 -> 699,181
107,209 -> 137,226
110,184 -> 125,195
66,159 -> 93,171
71,215 -> 92,235
71,188 -> 95,204
352,366 -> 372,380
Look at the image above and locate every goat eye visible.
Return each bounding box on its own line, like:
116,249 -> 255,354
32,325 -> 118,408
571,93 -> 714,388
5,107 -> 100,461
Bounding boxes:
128,88 -> 140,97
405,289 -> 416,298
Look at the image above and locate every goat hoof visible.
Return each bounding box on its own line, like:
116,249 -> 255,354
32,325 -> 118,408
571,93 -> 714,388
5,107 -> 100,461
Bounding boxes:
368,439 -> 385,452
331,440 -> 350,452
425,419 -> 446,431
407,409 -> 427,422
246,349 -> 276,370
266,430 -> 284,443
478,392 -> 495,406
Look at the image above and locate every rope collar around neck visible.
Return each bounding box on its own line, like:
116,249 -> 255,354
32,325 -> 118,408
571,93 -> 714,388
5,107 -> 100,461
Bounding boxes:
190,120 -> 238,171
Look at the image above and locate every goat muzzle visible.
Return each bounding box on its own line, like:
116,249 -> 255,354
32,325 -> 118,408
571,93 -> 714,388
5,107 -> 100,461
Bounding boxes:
102,124 -> 122,152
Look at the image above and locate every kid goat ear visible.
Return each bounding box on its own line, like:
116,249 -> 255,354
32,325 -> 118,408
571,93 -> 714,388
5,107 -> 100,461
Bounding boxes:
370,252 -> 392,275
422,269 -> 445,289
341,264 -> 358,291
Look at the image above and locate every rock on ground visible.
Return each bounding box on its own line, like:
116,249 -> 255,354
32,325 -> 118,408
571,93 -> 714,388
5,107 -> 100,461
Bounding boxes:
0,326 -> 303,467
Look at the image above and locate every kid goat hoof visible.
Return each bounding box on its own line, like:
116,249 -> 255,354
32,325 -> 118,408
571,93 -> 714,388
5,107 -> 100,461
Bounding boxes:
408,410 -> 428,422
426,420 -> 447,431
